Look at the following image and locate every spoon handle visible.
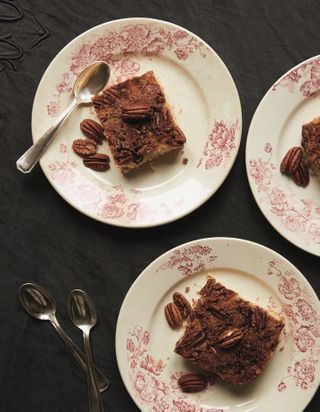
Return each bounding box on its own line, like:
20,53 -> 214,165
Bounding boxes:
16,98 -> 78,173
84,332 -> 104,412
51,318 -> 109,392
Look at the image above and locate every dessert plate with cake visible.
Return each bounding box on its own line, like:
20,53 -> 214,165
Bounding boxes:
31,17 -> 241,227
246,55 -> 320,256
115,237 -> 320,411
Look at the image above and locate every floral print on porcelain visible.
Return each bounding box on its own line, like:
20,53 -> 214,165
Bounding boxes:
124,242 -> 320,410
48,23 -> 208,117
48,144 -> 184,224
272,57 -> 320,95
267,260 -> 320,391
47,100 -> 61,117
197,120 -> 240,169
248,143 -> 320,245
156,245 -> 217,276
127,325 -> 224,412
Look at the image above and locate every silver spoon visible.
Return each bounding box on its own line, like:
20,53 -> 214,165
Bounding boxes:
16,61 -> 110,173
68,289 -> 104,412
19,283 -> 109,392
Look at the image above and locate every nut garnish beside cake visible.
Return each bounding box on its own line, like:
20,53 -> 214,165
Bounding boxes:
302,117 -> 320,176
280,146 -> 309,187
92,71 -> 186,174
174,278 -> 284,385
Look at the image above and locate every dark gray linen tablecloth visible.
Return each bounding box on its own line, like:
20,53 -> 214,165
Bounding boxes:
0,0 -> 319,410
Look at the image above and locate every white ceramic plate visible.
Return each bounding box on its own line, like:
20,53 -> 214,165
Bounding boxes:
246,55 -> 320,256
32,17 -> 242,227
116,237 -> 320,412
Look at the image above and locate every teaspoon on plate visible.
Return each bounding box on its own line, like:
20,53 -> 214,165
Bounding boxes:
16,61 -> 110,173
19,283 -> 109,392
68,289 -> 104,412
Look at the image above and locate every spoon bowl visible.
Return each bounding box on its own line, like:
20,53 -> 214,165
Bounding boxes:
74,61 -> 110,103
68,289 -> 104,412
68,289 -> 97,332
19,283 -> 56,320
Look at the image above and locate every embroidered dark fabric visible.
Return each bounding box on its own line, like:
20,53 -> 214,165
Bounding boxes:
0,0 -> 319,411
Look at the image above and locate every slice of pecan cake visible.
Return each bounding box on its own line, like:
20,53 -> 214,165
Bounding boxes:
92,71 -> 186,174
175,278 -> 284,385
302,117 -> 320,176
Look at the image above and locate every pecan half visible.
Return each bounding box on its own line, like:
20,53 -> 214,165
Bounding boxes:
217,327 -> 243,349
121,103 -> 153,121
102,89 -> 120,104
72,138 -> 97,157
280,146 -> 303,175
209,307 -> 230,320
83,153 -> 110,171
80,119 -> 105,144
178,373 -> 207,393
152,109 -> 172,132
292,159 -> 309,187
179,330 -> 206,349
251,306 -> 267,330
173,292 -> 192,319
200,278 -> 216,297
107,87 -> 120,98
164,302 -> 183,329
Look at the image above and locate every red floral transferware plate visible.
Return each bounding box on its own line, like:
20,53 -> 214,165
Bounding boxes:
31,17 -> 241,227
115,237 -> 320,412
246,55 -> 320,256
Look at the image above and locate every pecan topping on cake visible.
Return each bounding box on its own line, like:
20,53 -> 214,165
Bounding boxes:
251,305 -> 267,330
302,117 -> 320,175
175,278 -> 284,385
177,329 -> 206,350
217,327 -> 243,349
121,103 -> 153,121
92,71 -> 186,174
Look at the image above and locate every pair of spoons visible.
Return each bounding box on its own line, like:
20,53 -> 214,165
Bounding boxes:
19,283 -> 106,412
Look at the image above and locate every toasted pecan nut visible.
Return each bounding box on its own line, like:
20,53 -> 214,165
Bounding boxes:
217,327 -> 243,349
107,87 -> 120,98
251,305 -> 267,330
83,153 -> 110,171
164,302 -> 183,329
280,146 -> 303,175
121,103 -> 153,121
80,119 -> 105,144
200,278 -> 216,297
292,159 -> 309,187
72,138 -> 97,157
178,373 -> 207,393
173,292 -> 192,319
177,330 -> 206,350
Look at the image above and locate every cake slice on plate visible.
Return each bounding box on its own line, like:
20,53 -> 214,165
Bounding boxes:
302,117 -> 320,176
175,278 -> 284,385
92,71 -> 186,174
